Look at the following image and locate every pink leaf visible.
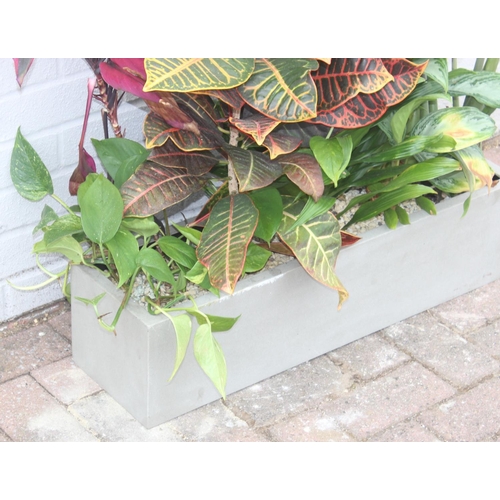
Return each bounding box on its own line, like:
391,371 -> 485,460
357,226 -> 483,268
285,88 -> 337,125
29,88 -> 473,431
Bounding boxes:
13,58 -> 34,87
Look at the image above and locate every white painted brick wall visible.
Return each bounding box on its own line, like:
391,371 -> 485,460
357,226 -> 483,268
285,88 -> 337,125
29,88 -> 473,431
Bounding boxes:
0,58 -> 147,321
0,58 -> 498,322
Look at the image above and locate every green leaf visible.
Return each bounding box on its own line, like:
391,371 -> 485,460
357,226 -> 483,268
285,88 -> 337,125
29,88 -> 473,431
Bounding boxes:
33,235 -> 84,264
451,144 -> 495,190
193,323 -> 227,398
172,223 -> 202,246
144,58 -> 254,92
157,236 -> 197,269
356,135 -> 456,164
286,196 -> 336,233
390,93 -> 451,143
448,69 -> 500,109
277,197 -> 348,308
412,58 -> 449,91
10,128 -> 53,201
415,196 -> 437,215
197,194 -> 259,294
243,243 -> 272,274
412,107 -> 496,153
345,184 -> 436,228
395,205 -> 410,225
167,314 -> 192,382
120,216 -> 162,238
204,314 -> 239,332
105,229 -> 140,287
91,138 -> 150,188
384,208 -> 398,229
310,135 -> 353,186
43,214 -> 83,244
136,247 -> 175,286
79,174 -> 124,244
33,205 -> 59,234
247,188 -> 283,244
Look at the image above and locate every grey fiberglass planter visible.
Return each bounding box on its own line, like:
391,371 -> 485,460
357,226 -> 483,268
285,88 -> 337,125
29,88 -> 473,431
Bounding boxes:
72,170 -> 500,428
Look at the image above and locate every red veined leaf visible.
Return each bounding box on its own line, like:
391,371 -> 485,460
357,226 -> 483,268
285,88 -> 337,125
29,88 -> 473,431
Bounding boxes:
197,194 -> 259,294
121,161 -> 206,216
278,153 -> 324,201
224,145 -> 283,192
262,132 -> 302,159
195,87 -> 246,110
310,58 -> 427,129
148,141 -> 218,175
191,181 -> 229,226
144,94 -> 224,151
313,58 -> 393,112
380,58 -> 428,105
229,113 -> 280,145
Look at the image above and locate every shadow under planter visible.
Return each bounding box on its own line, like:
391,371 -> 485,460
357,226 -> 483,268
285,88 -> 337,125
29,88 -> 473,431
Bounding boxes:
71,171 -> 500,428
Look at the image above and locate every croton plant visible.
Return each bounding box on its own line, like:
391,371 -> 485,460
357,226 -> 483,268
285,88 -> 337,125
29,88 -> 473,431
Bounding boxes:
10,58 -> 500,396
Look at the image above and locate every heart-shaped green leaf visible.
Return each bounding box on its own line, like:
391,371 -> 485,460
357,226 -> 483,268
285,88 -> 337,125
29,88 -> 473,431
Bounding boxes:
10,128 -> 54,201
193,323 -> 227,398
310,135 -> 353,187
136,247 -> 175,285
33,235 -> 84,264
43,214 -> 83,245
105,229 -> 140,287
247,188 -> 283,244
167,313 -> 192,382
92,138 -> 150,188
79,174 -> 123,244
157,235 -> 197,269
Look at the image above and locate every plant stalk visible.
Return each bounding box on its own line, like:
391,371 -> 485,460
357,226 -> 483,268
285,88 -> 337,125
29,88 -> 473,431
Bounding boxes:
451,59 -> 460,107
227,109 -> 240,196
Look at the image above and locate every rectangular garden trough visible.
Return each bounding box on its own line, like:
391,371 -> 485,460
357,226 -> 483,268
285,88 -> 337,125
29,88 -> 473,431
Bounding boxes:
71,169 -> 500,428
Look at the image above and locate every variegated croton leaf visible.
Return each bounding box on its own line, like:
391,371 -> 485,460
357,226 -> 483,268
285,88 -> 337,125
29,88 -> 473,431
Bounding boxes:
223,145 -> 283,192
310,58 -> 428,128
262,133 -> 303,159
143,93 -> 225,150
277,153 -> 324,201
277,196 -> 348,309
238,58 -> 319,122
229,113 -> 280,145
143,58 -> 255,92
120,161 -> 207,216
197,194 -> 259,294
148,141 -> 218,176
313,58 -> 393,112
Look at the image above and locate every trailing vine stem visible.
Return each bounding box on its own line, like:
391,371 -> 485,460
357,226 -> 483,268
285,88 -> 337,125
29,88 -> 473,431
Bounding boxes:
227,108 -> 241,196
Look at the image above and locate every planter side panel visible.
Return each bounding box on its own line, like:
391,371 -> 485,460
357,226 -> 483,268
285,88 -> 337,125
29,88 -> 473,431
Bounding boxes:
72,182 -> 500,428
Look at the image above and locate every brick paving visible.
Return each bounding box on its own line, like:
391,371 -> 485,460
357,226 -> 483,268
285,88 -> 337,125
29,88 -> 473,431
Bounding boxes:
0,275 -> 499,442
0,141 -> 499,442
